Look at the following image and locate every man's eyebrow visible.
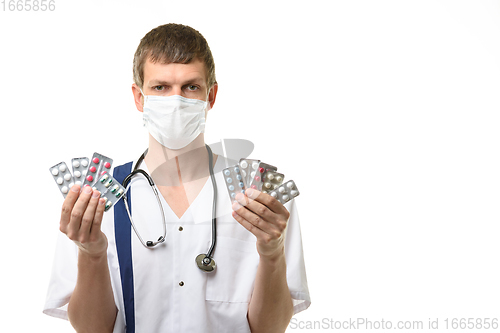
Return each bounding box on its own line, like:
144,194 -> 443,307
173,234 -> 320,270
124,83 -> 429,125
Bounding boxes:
148,80 -> 170,86
148,77 -> 205,86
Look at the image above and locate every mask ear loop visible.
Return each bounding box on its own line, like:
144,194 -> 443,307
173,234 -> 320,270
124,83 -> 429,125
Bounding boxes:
139,88 -> 147,102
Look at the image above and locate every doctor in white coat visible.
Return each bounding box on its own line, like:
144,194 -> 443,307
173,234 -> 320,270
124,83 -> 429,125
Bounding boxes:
44,23 -> 310,333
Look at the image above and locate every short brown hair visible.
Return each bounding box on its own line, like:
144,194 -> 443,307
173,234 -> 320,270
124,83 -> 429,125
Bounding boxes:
133,23 -> 216,89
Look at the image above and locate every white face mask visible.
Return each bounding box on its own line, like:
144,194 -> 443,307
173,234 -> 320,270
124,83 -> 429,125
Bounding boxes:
141,90 -> 208,150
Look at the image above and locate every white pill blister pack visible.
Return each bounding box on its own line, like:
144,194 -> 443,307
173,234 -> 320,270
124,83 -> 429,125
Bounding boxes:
71,157 -> 89,187
92,173 -> 126,212
49,162 -> 75,197
224,158 -> 300,205
259,170 -> 285,194
238,159 -> 261,187
268,180 -> 300,204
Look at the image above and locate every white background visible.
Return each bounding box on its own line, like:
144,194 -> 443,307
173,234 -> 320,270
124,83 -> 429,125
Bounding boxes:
1,1 -> 499,332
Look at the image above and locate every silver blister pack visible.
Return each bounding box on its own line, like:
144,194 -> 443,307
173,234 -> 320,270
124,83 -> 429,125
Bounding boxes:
238,158 -> 261,188
247,162 -> 281,192
93,173 -> 126,212
71,157 -> 89,187
223,165 -> 246,202
82,152 -> 113,188
258,170 -> 285,194
268,180 -> 300,204
49,162 -> 75,198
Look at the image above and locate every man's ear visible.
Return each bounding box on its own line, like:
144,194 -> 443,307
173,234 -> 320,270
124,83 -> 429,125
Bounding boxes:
132,83 -> 144,112
208,83 -> 218,110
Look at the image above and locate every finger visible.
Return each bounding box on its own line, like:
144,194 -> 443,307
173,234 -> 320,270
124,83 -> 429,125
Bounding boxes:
79,189 -> 101,240
232,201 -> 275,235
235,193 -> 275,224
89,198 -> 106,242
60,184 -> 81,234
232,210 -> 269,240
66,185 -> 94,239
244,188 -> 289,215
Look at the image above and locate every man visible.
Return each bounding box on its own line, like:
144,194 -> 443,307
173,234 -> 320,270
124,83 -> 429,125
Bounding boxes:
44,23 -> 310,333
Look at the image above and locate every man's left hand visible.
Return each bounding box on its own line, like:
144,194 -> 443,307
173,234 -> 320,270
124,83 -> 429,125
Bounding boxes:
232,189 -> 290,260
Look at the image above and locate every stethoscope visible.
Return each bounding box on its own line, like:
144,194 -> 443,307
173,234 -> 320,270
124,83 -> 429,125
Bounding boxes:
121,144 -> 218,273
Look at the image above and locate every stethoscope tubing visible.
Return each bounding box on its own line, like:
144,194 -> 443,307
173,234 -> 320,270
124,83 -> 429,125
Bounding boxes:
121,144 -> 217,272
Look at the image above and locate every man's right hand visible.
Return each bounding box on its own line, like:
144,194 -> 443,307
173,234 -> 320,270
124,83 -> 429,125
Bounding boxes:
60,184 -> 117,332
59,184 -> 108,257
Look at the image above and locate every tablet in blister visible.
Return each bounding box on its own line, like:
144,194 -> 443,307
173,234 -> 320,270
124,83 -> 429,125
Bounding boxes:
238,159 -> 260,187
248,162 -> 280,192
259,170 -> 285,193
71,157 -> 89,187
49,162 -> 75,198
82,152 -> 113,188
93,173 -> 126,211
223,165 -> 246,202
268,180 -> 300,204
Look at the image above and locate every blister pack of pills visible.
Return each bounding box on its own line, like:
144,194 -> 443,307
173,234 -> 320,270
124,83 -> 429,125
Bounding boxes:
268,180 -> 300,204
92,173 -> 126,212
71,157 -> 89,187
259,170 -> 285,194
226,159 -> 300,205
223,165 -> 246,202
49,152 -> 114,201
238,159 -> 261,186
247,162 -> 283,193
49,162 -> 75,198
82,153 -> 113,188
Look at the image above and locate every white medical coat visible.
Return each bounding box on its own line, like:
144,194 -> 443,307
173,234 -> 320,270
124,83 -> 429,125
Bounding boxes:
44,156 -> 311,332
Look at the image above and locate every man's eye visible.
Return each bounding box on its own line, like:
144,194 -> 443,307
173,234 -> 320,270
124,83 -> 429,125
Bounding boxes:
187,85 -> 198,91
153,86 -> 164,91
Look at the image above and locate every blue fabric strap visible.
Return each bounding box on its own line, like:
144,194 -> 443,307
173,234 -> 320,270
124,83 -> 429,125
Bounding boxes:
113,162 -> 135,333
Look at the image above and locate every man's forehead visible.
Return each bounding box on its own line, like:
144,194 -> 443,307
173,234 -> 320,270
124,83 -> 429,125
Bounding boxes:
143,58 -> 207,85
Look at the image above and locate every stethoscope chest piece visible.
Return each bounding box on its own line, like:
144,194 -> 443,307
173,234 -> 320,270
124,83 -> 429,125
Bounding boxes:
196,254 -> 216,272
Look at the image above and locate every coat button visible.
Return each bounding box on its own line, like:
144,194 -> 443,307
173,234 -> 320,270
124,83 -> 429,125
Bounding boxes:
179,281 -> 184,286
178,226 -> 183,231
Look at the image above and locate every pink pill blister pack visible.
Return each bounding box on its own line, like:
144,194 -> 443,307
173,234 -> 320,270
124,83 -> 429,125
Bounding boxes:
82,153 -> 113,188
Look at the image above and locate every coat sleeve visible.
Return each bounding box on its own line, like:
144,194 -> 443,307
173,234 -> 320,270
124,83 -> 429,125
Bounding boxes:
42,232 -> 78,320
284,199 -> 312,314
42,213 -> 126,333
